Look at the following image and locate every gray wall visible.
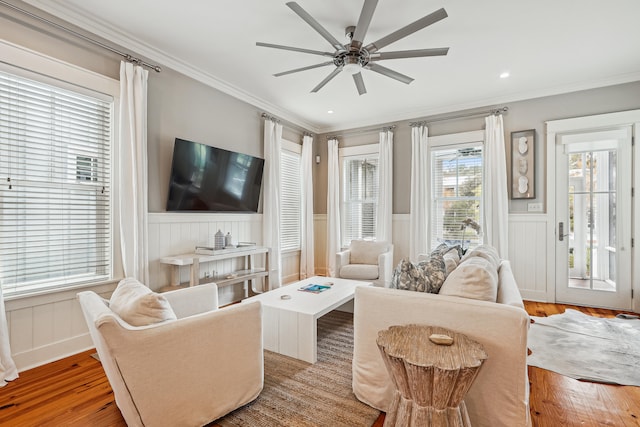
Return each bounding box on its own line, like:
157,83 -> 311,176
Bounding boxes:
3,2 -> 640,216
1,1 -> 303,214
313,81 -> 640,215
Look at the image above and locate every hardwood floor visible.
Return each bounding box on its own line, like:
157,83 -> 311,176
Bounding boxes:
1,301 -> 638,426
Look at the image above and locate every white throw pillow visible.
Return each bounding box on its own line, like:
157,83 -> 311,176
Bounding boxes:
461,244 -> 501,270
109,278 -> 177,326
350,240 -> 388,265
442,248 -> 461,276
439,256 -> 498,302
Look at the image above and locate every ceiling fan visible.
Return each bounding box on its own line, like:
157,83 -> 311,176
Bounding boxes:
256,0 -> 449,95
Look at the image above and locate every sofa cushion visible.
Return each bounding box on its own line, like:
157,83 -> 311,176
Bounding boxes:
439,256 -> 498,302
350,240 -> 389,265
461,244 -> 501,270
391,257 -> 446,293
340,264 -> 380,280
109,278 -> 177,326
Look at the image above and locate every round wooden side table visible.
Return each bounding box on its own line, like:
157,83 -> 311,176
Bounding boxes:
377,325 -> 487,427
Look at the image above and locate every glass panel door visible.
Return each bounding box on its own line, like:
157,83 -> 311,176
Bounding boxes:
556,127 -> 632,310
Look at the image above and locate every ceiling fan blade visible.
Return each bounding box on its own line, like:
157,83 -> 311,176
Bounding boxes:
256,42 -> 335,57
274,61 -> 335,77
286,2 -> 345,51
353,72 -> 367,95
311,67 -> 343,93
273,61 -> 334,77
372,47 -> 449,60
366,63 -> 414,84
351,0 -> 379,49
365,8 -> 448,53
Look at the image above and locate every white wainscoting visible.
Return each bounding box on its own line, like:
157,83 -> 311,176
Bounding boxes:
507,214 -> 550,302
281,250 -> 301,284
313,213 -> 551,301
314,214 -> 328,277
6,211 -> 551,372
148,212 -> 265,305
5,281 -> 117,372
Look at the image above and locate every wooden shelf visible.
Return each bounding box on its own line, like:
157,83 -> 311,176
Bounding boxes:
159,247 -> 271,297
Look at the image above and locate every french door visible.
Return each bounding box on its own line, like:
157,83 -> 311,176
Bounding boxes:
555,127 -> 632,309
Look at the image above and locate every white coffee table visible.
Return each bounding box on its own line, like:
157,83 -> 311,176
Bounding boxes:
242,276 -> 371,363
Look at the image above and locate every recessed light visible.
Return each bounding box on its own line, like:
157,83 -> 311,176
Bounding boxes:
327,110 -> 334,114
500,71 -> 510,79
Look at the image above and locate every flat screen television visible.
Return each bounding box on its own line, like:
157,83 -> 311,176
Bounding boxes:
166,138 -> 264,212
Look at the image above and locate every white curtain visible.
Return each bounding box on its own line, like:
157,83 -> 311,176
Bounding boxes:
326,138 -> 341,277
263,119 -> 283,288
0,286 -> 18,387
484,114 -> 509,258
300,134 -> 315,279
410,124 -> 430,260
376,129 -> 393,243
118,61 -> 149,283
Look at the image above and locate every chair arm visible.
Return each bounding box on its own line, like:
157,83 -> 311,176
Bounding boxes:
377,244 -> 394,288
335,249 -> 351,275
98,301 -> 263,426
162,283 -> 219,318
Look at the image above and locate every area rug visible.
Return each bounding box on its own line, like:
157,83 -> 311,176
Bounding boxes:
216,310 -> 381,426
527,309 -> 640,386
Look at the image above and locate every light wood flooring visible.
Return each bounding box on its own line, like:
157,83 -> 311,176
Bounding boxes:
1,301 -> 639,426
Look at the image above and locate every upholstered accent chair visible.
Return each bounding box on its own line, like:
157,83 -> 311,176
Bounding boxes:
336,240 -> 394,287
77,283 -> 263,427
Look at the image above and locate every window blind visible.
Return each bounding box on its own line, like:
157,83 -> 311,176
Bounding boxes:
0,70 -> 112,295
280,148 -> 301,251
430,145 -> 483,250
342,156 -> 378,247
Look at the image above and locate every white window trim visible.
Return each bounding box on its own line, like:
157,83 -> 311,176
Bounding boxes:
428,130 -> 485,250
282,138 -> 302,155
339,143 -> 379,248
280,138 -> 302,254
0,40 -> 121,299
428,130 -> 484,148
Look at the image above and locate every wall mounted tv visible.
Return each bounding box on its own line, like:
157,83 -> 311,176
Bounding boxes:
166,138 -> 265,212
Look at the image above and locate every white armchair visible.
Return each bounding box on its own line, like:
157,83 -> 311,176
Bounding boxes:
77,283 -> 263,427
335,240 -> 394,287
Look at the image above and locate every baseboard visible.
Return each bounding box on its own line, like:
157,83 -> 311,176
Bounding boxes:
520,289 -> 550,303
14,333 -> 94,372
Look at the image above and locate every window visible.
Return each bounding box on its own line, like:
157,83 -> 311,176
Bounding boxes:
280,140 -> 302,252
0,68 -> 113,296
340,144 -> 379,248
430,133 -> 484,251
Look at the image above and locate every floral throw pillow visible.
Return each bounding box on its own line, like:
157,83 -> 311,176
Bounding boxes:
391,256 -> 446,293
417,255 -> 447,293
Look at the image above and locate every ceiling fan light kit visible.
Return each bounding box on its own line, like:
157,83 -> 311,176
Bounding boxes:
257,0 -> 449,95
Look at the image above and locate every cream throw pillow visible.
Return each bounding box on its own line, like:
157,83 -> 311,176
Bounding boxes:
439,256 -> 498,302
109,278 -> 177,326
461,244 -> 501,270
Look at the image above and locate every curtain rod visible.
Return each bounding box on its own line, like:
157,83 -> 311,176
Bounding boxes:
261,112 -> 314,136
409,106 -> 508,127
0,0 -> 162,72
326,124 -> 396,140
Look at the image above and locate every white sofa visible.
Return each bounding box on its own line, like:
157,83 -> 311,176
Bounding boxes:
335,240 -> 394,287
78,283 -> 264,427
352,259 -> 531,427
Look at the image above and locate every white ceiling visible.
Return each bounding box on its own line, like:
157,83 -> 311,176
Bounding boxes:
22,0 -> 640,133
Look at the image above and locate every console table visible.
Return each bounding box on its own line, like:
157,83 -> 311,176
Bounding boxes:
159,246 -> 271,296
377,325 -> 487,427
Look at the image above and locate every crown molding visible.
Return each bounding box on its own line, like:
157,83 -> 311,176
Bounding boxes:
20,0 -> 321,134
20,1 -> 640,135
316,71 -> 640,133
